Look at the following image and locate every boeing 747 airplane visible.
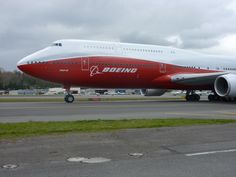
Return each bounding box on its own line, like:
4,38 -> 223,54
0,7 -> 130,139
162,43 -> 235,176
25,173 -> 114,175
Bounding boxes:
17,39 -> 236,103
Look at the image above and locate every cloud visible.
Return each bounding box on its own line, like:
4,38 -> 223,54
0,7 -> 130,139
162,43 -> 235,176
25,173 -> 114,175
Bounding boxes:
1,0 -> 236,70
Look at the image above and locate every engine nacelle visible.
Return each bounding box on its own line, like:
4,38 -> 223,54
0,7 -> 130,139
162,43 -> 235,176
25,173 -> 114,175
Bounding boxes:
214,74 -> 236,97
141,89 -> 166,96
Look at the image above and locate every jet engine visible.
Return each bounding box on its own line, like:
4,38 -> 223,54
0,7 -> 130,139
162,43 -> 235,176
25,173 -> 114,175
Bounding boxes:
214,74 -> 236,97
141,89 -> 166,96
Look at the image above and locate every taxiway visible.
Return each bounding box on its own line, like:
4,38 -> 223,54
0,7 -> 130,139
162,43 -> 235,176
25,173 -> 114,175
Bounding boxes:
0,99 -> 236,122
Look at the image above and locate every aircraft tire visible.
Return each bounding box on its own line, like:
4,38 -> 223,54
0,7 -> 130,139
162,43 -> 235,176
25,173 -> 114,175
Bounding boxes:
208,94 -> 214,101
192,94 -> 200,101
64,94 -> 74,103
186,94 -> 200,102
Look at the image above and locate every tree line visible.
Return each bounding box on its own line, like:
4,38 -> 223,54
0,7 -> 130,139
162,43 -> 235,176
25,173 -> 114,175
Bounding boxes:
0,68 -> 60,90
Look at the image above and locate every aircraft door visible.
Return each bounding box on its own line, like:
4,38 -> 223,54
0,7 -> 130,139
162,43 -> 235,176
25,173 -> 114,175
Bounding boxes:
160,63 -> 166,73
81,57 -> 89,71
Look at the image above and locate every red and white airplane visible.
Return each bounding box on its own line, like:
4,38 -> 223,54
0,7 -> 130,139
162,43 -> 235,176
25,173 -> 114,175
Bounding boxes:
17,39 -> 236,103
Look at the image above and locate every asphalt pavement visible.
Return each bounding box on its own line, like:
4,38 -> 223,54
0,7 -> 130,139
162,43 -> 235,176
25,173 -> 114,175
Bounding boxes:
1,99 -> 236,122
0,124 -> 236,177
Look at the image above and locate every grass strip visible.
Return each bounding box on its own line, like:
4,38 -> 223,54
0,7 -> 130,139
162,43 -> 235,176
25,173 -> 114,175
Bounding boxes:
0,119 -> 235,139
0,98 -> 63,102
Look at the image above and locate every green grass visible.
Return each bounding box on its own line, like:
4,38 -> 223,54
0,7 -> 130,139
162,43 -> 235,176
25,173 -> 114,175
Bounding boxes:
0,119 -> 235,139
0,98 -> 63,102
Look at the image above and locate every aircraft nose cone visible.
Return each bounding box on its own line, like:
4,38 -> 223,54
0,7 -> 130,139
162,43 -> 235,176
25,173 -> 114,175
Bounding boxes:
17,59 -> 24,71
17,63 -> 24,72
17,60 -> 22,68
17,56 -> 27,65
17,58 -> 27,72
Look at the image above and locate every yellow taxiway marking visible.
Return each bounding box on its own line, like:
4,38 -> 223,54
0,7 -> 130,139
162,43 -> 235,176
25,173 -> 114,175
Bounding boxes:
215,111 -> 236,116
167,112 -> 236,117
166,112 -> 213,117
0,103 -> 185,110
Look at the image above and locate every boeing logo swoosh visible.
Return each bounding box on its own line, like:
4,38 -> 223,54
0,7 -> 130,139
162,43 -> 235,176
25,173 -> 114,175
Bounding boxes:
90,66 -> 102,77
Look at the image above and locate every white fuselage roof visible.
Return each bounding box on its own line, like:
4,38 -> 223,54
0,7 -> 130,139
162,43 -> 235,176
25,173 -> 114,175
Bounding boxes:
18,39 -> 236,72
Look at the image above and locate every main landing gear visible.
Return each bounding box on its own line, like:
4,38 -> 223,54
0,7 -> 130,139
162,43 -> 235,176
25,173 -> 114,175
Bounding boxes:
208,92 -> 235,102
208,93 -> 219,102
185,90 -> 200,102
64,86 -> 75,103
185,90 -> 236,102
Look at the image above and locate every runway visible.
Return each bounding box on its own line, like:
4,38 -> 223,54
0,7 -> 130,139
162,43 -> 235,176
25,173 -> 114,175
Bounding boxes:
1,124 -> 236,177
1,99 -> 236,122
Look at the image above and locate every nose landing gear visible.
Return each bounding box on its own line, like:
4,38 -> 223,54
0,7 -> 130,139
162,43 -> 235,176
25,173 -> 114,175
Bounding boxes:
64,86 -> 75,103
64,94 -> 74,103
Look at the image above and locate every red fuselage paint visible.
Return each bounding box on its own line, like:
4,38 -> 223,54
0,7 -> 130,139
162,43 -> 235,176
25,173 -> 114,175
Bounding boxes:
18,39 -> 235,92
18,56 -> 216,90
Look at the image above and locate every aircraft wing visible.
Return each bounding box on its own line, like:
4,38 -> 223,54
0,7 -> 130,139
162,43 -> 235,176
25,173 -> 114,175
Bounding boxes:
171,72 -> 228,86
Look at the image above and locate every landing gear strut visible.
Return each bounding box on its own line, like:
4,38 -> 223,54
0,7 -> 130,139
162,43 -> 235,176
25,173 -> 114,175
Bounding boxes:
185,90 -> 200,102
64,86 -> 75,103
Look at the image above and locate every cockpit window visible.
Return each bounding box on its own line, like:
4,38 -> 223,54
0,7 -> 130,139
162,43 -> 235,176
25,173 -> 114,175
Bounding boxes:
52,43 -> 62,47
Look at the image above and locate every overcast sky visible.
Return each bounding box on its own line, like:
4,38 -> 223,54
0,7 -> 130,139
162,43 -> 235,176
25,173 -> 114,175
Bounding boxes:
1,0 -> 236,71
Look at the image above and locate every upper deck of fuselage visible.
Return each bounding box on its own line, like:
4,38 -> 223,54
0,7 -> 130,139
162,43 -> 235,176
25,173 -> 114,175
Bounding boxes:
17,39 -> 236,71
18,39 -> 200,64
